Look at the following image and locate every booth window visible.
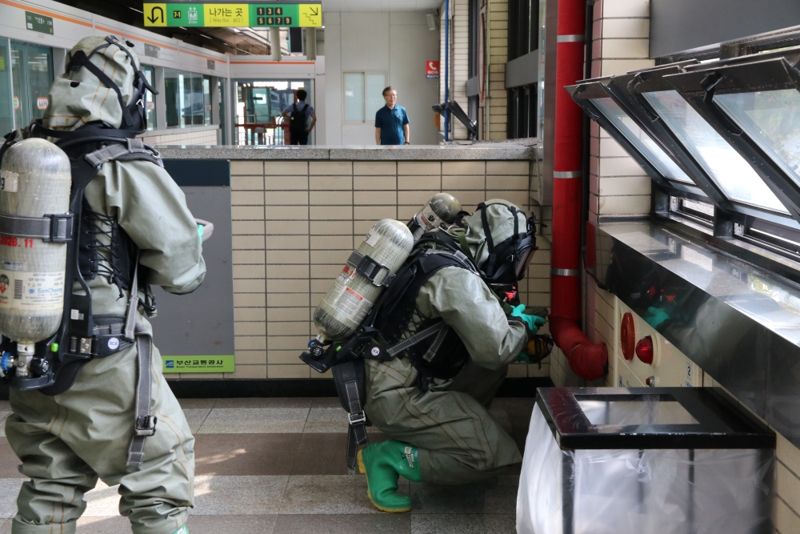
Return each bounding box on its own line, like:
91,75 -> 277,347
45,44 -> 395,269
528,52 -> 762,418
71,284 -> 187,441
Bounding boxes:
344,72 -> 385,123
165,69 -> 213,128
569,40 -> 800,267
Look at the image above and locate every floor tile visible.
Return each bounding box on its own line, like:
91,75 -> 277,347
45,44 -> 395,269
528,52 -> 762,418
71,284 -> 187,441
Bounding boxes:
280,475 -> 380,515
273,513 -> 410,534
183,408 -> 212,434
188,514 -> 277,534
290,433 -> 349,475
76,515 -> 130,533
411,513 -> 516,534
192,475 -> 288,515
195,434 -> 300,476
0,479 -> 23,518
177,398 -> 217,409
0,411 -> 9,439
84,481 -> 121,517
409,480 -> 486,515
303,405 -> 348,433
197,407 -> 309,433
0,440 -> 21,478
0,517 -> 10,530
213,398 -> 313,409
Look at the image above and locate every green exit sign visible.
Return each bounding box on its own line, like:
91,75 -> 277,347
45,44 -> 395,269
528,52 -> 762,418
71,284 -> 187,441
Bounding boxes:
143,3 -> 322,28
25,11 -> 54,35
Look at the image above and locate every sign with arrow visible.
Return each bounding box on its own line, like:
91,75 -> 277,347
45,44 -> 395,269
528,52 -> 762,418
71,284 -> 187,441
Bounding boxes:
143,3 -> 322,28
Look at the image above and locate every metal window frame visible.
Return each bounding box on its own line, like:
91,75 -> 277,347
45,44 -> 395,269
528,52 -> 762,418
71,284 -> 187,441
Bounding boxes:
567,78 -> 710,203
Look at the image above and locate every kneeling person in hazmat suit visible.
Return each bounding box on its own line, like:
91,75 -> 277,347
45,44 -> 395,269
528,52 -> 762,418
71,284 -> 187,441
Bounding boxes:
1,36 -> 205,533
359,200 -> 544,512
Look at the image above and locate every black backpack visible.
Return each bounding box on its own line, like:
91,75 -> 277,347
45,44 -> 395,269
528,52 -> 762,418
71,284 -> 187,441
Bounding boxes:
289,103 -> 310,135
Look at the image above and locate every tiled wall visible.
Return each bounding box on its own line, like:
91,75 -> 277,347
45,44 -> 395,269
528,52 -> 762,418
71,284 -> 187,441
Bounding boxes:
486,0 -> 508,140
228,158 -> 550,381
142,126 -> 220,147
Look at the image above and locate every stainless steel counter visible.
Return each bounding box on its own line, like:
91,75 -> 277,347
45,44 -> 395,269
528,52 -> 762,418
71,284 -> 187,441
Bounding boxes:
597,221 -> 800,445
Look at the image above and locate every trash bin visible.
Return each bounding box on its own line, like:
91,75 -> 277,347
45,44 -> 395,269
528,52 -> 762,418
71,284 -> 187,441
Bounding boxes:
516,387 -> 775,534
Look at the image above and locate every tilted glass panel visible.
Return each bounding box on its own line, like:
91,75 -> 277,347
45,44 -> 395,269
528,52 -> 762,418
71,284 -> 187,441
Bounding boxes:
715,89 -> 800,189
591,97 -> 695,184
645,90 -> 788,214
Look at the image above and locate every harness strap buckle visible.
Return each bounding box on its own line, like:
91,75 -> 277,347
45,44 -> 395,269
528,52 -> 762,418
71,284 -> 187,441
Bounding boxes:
348,411 -> 366,426
134,415 -> 158,437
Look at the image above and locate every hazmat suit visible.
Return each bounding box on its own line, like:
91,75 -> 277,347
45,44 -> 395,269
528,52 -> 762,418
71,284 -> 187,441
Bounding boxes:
359,200 -> 540,512
4,36 -> 205,534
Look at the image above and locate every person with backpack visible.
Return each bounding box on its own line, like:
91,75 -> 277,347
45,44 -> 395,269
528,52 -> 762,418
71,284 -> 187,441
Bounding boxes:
1,36 -> 205,534
355,200 -> 544,512
281,88 -> 316,145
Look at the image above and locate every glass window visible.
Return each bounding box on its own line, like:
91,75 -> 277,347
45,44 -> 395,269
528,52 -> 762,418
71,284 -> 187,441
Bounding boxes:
591,97 -> 695,184
644,90 -> 788,214
714,89 -> 800,188
0,41 -> 12,134
344,72 -> 386,123
10,41 -> 53,130
142,65 -> 156,131
164,68 -> 212,128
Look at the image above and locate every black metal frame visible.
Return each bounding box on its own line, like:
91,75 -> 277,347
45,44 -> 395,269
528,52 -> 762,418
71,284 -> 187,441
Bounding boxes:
567,79 -> 710,202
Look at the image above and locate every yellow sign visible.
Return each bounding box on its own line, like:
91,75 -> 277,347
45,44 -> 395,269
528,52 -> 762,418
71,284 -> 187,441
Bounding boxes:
143,3 -> 168,27
204,3 -> 248,27
298,4 -> 322,27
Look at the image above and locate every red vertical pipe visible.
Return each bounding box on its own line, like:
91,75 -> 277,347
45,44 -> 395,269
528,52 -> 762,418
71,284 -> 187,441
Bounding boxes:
549,0 -> 607,381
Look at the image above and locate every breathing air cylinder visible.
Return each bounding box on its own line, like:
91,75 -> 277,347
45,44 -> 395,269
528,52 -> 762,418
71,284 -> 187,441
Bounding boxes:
313,219 -> 413,341
0,138 -> 71,375
408,192 -> 462,240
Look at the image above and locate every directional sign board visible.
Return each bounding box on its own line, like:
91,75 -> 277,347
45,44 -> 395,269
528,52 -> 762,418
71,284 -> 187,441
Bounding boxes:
143,3 -> 322,28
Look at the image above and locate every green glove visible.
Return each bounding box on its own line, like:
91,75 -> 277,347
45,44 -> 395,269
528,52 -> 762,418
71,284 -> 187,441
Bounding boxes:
197,224 -> 204,241
510,304 -> 547,334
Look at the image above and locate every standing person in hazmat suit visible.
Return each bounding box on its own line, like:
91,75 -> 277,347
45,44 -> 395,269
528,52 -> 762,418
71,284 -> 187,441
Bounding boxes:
2,36 -> 205,534
358,199 -> 545,512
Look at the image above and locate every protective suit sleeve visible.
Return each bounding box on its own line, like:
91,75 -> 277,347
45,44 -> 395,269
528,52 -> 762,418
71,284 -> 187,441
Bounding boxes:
416,266 -> 527,370
101,160 -> 206,294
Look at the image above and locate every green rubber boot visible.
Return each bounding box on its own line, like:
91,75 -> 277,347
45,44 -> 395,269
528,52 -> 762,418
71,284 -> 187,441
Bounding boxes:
357,440 -> 422,513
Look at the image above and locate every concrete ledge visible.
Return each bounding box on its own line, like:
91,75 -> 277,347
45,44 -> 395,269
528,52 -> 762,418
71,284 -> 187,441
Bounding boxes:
157,143 -> 540,161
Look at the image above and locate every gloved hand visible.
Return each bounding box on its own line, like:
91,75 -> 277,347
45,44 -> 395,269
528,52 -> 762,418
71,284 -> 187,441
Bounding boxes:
510,304 -> 546,334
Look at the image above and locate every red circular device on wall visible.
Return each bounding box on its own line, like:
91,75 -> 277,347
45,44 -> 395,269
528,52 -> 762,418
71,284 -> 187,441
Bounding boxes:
620,312 -> 635,360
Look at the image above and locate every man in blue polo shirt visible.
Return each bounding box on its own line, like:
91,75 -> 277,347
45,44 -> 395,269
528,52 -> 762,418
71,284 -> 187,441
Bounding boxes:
375,86 -> 411,145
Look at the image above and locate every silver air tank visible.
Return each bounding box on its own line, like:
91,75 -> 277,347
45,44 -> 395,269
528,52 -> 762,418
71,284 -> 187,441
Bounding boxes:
314,219 -> 413,341
0,138 -> 71,375
408,192 -> 462,240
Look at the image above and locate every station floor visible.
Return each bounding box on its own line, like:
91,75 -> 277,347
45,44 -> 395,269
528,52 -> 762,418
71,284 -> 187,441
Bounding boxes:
0,396 -> 536,533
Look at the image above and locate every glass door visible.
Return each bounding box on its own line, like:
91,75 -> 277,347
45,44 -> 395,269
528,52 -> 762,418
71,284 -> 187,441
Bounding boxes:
11,40 -> 53,130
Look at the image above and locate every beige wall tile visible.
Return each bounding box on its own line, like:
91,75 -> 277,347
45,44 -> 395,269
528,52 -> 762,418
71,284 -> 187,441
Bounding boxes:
235,350 -> 267,365
354,161 -> 397,175
398,161 -> 441,176
310,161 -> 353,175
226,365 -> 267,379
355,206 -> 398,220
233,250 -> 265,265
442,161 -> 486,175
266,191 -> 309,205
354,191 -> 397,205
310,264 -> 342,279
310,235 -> 355,249
268,350 -> 306,365
600,176 -> 651,196
268,322 -> 312,336
232,220 -> 265,235
233,293 -> 265,308
232,235 -> 265,250
235,322 -> 266,336
311,250 -> 350,264
233,264 -> 266,279
486,175 -> 529,190
485,190 -> 529,207
354,219 -> 381,235
398,175 -> 442,190
776,462 -> 800,517
267,176 -> 309,190
266,279 -> 310,293
399,190 -> 446,206
266,235 -> 310,250
232,206 -> 265,220
231,176 -> 264,191
266,220 -> 310,235
267,250 -> 310,264
602,0 -> 649,18
234,307 -> 265,322
268,335 -> 307,350
231,161 -> 264,176
268,364 -> 310,379
234,336 -> 267,351
597,195 -> 650,216
267,308 -> 310,322
310,191 -> 353,205
450,191 -> 490,208
599,38 -> 650,59
265,161 -> 308,175
309,175 -> 354,190
309,206 -> 353,220
267,265 -> 310,279
602,18 -> 649,39
266,205 -> 309,220
443,175 -> 484,190
355,176 -> 397,190
233,279 -> 265,294
487,161 -> 529,175
774,496 -> 800,534
266,293 -> 310,310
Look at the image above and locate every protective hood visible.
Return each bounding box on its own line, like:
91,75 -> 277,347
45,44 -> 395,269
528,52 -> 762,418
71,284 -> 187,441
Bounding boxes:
43,35 -> 148,132
461,199 -> 536,284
